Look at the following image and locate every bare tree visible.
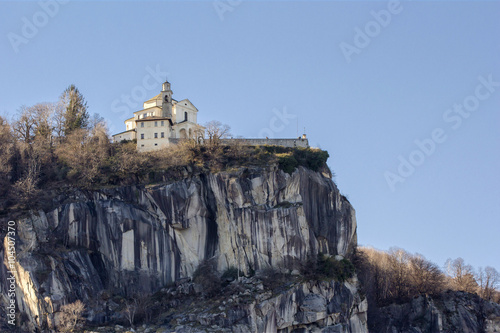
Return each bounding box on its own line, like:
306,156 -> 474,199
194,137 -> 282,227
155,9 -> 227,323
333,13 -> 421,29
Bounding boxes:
477,266 -> 500,301
55,126 -> 110,187
0,116 -> 14,196
445,257 -> 477,293
152,139 -> 195,169
387,248 -> 412,301
204,120 -> 231,147
357,247 -> 447,306
123,297 -> 138,327
358,247 -> 393,304
58,300 -> 85,332
12,155 -> 40,203
8,104 -> 58,202
32,103 -> 53,142
136,293 -> 154,324
88,113 -> 107,134
52,100 -> 67,140
182,123 -> 206,145
408,254 -> 444,295
12,103 -> 54,144
110,141 -> 148,181
12,105 -> 37,144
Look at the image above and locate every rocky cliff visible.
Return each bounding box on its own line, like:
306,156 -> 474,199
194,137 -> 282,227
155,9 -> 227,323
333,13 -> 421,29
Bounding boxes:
371,291 -> 500,333
0,165 -> 367,332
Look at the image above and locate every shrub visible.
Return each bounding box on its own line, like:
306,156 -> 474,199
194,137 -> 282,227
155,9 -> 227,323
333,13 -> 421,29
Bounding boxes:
294,148 -> 329,172
277,153 -> 299,174
221,266 -> 241,282
318,256 -> 355,282
301,254 -> 355,282
271,147 -> 329,174
192,259 -> 221,297
258,267 -> 292,291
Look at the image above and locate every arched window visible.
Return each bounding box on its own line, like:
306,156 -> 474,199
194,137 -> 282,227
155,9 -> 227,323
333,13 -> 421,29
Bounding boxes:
184,112 -> 188,121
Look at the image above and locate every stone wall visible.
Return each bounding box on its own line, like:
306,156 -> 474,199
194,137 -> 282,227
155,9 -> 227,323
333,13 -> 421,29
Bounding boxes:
169,138 -> 309,148
170,137 -> 310,148
223,138 -> 309,148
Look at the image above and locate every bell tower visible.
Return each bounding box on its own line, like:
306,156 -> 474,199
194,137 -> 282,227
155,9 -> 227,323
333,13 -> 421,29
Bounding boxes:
161,80 -> 173,118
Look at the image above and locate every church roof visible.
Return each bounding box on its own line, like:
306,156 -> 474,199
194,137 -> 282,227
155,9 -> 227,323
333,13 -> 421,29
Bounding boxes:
133,106 -> 161,114
145,93 -> 161,103
145,94 -> 179,103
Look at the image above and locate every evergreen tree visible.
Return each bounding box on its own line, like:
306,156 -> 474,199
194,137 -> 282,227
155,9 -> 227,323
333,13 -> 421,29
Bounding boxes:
60,84 -> 89,135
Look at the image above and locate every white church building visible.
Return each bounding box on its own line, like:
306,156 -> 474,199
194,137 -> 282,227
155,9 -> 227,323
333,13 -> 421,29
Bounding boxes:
112,80 -> 201,152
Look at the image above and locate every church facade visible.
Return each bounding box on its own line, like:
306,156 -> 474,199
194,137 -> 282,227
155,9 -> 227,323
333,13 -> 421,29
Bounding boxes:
112,80 -> 201,152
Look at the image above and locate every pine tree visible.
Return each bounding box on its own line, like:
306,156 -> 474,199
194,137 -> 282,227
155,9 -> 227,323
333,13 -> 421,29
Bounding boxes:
60,84 -> 89,135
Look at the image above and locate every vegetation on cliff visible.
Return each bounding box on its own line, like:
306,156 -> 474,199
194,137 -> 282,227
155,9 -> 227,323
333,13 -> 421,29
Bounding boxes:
0,86 -> 329,215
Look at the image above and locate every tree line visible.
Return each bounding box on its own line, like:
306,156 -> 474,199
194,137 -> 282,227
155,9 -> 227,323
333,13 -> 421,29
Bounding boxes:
355,247 -> 500,308
0,85 -> 107,206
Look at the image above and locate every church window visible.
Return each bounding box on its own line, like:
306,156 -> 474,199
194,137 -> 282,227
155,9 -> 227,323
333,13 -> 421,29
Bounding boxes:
154,133 -> 158,138
161,132 -> 164,138
141,134 -> 144,140
184,112 -> 188,121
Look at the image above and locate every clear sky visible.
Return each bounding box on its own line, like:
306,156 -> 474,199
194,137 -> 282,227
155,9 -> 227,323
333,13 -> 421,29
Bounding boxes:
1,1 -> 499,273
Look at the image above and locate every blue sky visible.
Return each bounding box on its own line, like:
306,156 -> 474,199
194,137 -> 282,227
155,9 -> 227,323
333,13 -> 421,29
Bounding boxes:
1,1 -> 499,273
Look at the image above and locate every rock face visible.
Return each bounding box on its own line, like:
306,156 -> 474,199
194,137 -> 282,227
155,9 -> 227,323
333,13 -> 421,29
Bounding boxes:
0,165 -> 364,332
165,277 -> 367,333
250,279 -> 368,333
373,291 -> 500,333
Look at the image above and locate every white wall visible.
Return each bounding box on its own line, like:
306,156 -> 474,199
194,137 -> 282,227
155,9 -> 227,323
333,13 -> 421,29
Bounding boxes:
112,130 -> 136,142
136,120 -> 171,151
174,101 -> 197,124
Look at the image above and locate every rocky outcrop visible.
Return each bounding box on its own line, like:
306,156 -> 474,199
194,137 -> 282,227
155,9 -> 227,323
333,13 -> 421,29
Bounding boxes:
249,278 -> 367,333
0,165 -> 363,332
162,276 -> 367,333
372,291 -> 500,333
